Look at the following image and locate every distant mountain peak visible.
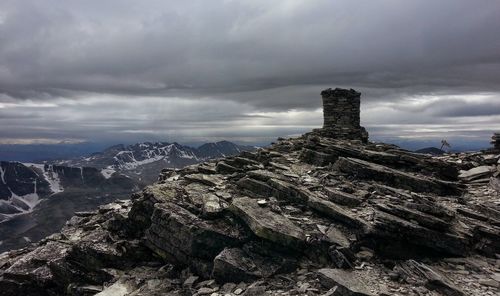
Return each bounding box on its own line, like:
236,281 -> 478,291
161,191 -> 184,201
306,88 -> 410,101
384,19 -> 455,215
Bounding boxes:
56,140 -> 257,185
0,161 -> 137,223
415,147 -> 446,155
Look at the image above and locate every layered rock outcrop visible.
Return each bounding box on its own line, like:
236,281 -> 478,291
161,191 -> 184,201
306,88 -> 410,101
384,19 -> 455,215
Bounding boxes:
0,89 -> 499,295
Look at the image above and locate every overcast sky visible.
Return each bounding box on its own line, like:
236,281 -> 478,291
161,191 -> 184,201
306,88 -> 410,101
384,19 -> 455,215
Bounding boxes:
1,0 -> 500,148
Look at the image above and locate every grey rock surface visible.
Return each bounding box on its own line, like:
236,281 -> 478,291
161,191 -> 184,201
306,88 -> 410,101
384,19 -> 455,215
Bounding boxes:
0,89 -> 499,295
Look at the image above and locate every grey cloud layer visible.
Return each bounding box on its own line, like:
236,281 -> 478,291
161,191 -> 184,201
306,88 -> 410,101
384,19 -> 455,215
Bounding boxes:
0,0 -> 500,144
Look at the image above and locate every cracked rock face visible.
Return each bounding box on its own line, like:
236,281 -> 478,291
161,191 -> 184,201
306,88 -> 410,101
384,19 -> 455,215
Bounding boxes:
1,133 -> 500,295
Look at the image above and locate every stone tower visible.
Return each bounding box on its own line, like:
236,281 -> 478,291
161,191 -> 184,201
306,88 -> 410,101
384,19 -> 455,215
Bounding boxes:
492,133 -> 500,152
314,88 -> 368,142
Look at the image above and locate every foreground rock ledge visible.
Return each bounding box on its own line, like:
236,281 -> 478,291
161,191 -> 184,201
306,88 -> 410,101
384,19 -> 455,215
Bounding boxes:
0,134 -> 499,296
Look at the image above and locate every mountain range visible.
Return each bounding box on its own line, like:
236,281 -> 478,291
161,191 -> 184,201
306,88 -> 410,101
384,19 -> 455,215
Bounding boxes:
58,141 -> 255,185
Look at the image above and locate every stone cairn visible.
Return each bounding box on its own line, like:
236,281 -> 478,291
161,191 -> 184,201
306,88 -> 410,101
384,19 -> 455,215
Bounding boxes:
492,133 -> 500,152
313,88 -> 369,142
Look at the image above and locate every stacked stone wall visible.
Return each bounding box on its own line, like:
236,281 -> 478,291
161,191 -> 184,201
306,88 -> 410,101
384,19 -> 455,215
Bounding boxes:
322,88 -> 361,129
492,133 -> 500,152
313,88 -> 368,142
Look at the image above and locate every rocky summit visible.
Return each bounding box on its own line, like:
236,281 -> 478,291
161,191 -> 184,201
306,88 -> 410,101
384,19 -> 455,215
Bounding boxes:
0,89 -> 499,296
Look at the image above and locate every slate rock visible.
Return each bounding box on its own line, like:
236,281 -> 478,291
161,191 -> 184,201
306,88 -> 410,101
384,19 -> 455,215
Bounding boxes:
145,202 -> 243,276
334,157 -> 463,196
317,268 -> 374,295
396,260 -> 465,296
229,197 -> 305,249
212,248 -> 263,283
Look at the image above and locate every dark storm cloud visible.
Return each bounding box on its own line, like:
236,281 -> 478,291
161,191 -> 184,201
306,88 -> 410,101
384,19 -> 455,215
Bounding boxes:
1,0 -> 500,103
0,0 -> 499,144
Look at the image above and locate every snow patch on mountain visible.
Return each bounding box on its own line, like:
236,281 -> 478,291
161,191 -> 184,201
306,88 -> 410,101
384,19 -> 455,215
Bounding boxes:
101,166 -> 116,179
0,180 -> 42,222
12,191 -> 40,211
0,165 -> 5,184
114,153 -> 165,170
176,148 -> 197,159
24,163 -> 63,194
